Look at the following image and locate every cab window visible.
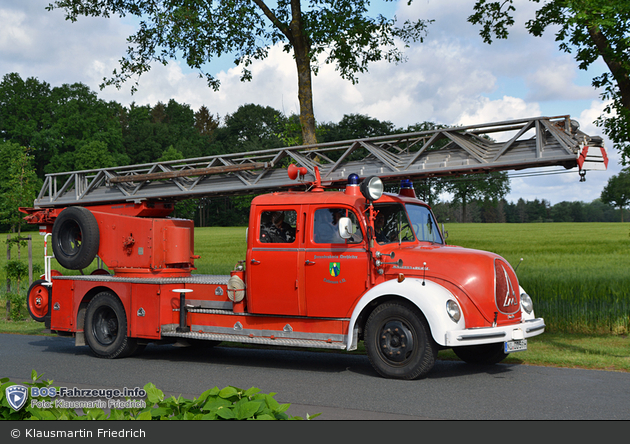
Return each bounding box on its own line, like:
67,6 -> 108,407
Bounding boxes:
259,210 -> 297,243
313,207 -> 363,244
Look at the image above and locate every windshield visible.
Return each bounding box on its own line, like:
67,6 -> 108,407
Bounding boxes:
373,203 -> 415,245
405,204 -> 443,244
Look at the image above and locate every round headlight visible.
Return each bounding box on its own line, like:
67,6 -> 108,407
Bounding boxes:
360,176 -> 384,201
446,299 -> 461,323
520,292 -> 533,314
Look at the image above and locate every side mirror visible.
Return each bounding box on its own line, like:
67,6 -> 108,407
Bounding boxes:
338,217 -> 354,239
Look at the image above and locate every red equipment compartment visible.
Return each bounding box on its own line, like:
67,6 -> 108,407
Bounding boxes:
91,211 -> 196,275
49,279 -> 74,332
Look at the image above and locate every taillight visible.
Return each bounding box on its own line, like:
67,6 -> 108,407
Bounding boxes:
495,260 -> 520,314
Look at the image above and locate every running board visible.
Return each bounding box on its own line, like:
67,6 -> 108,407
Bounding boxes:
161,330 -> 347,350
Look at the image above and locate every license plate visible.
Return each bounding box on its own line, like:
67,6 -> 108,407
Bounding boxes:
504,339 -> 527,353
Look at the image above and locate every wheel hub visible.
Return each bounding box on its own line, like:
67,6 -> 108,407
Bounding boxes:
93,308 -> 118,345
379,320 -> 414,363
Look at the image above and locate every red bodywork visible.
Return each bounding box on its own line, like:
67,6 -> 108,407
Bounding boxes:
25,184 -> 521,348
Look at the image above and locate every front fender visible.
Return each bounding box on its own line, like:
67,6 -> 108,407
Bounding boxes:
347,278 -> 465,349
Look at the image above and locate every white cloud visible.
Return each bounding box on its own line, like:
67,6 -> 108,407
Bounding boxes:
457,96 -> 541,126
525,60 -> 598,102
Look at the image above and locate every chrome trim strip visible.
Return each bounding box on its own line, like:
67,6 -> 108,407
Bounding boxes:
251,247 -> 367,253
192,324 -> 345,342
186,299 -> 233,310
53,274 -> 230,285
457,331 -> 507,341
526,323 -> 546,333
173,307 -> 350,322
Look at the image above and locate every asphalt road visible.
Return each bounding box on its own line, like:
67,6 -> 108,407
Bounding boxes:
1,333 -> 629,421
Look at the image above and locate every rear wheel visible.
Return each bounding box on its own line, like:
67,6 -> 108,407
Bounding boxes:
365,302 -> 437,380
453,343 -> 508,365
27,280 -> 50,322
84,292 -> 142,358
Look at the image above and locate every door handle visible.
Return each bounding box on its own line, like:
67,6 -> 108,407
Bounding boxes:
305,260 -> 316,265
251,259 -> 261,265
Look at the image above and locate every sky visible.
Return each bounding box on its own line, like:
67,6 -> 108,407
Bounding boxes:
0,0 -> 624,206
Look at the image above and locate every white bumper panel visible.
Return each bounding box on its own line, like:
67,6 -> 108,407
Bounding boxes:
444,318 -> 545,347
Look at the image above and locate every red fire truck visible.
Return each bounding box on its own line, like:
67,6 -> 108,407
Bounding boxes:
21,116 -> 607,379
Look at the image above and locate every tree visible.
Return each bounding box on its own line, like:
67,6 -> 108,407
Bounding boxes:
444,171 -> 510,222
0,73 -> 127,175
414,177 -> 445,208
0,142 -> 40,237
0,73 -> 53,176
118,99 -> 212,164
72,141 -> 118,171
550,201 -> 575,222
600,168 -> 630,221
318,114 -> 397,143
194,105 -> 220,138
210,104 -> 287,153
47,0 -> 430,145
468,0 -> 630,164
524,198 -> 550,222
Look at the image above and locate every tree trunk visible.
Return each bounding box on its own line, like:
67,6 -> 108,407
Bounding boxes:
588,25 -> 630,112
290,0 -> 317,145
294,49 -> 317,145
251,0 -> 318,145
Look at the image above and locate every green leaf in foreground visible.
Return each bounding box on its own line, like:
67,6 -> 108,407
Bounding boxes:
0,372 -> 317,420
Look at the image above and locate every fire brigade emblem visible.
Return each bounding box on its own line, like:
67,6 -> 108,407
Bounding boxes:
329,262 -> 340,277
6,384 -> 28,411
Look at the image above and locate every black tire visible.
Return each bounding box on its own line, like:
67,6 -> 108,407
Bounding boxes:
84,292 -> 141,359
365,302 -> 437,380
27,279 -> 51,322
52,206 -> 100,270
453,343 -> 508,365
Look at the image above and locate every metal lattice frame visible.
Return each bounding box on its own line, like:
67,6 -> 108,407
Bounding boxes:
33,115 -> 605,208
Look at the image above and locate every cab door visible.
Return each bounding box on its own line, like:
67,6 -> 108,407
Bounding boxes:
303,206 -> 369,318
246,207 -> 303,316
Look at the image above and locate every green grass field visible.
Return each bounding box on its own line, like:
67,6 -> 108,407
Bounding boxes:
2,222 -> 629,334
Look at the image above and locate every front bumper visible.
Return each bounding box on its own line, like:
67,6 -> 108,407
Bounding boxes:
444,317 -> 545,347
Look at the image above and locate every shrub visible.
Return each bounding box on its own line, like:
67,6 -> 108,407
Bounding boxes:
0,370 -> 319,420
4,293 -> 24,321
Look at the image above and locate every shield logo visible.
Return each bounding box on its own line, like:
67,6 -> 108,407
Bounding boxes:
329,262 -> 340,277
6,384 -> 28,411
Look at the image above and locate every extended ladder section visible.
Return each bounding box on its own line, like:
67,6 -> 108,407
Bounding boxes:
33,115 -> 608,208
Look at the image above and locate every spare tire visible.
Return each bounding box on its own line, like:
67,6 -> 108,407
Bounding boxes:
52,206 -> 100,270
27,279 -> 51,323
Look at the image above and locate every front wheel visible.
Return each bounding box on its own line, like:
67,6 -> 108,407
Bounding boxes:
365,302 -> 437,380
453,343 -> 508,365
84,292 -> 142,358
